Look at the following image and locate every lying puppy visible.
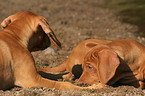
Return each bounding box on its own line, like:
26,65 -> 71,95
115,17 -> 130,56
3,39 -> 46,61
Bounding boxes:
37,39 -> 145,89
0,11 -> 98,90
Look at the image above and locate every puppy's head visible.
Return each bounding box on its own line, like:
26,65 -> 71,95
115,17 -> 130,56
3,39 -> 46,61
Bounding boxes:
77,45 -> 120,85
1,11 -> 61,52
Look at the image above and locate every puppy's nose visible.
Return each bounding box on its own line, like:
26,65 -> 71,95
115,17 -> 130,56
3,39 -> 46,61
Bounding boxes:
72,64 -> 83,79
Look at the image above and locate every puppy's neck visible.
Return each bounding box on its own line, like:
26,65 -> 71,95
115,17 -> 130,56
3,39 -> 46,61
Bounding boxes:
2,19 -> 34,49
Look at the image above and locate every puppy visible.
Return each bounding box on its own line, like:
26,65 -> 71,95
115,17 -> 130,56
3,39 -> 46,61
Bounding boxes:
0,11 -> 98,90
37,39 -> 145,89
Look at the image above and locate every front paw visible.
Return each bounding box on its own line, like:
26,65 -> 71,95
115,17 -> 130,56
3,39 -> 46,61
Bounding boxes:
87,83 -> 108,89
62,73 -> 74,81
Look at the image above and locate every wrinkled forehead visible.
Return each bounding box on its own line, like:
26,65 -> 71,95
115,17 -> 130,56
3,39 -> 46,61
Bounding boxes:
84,44 -> 111,62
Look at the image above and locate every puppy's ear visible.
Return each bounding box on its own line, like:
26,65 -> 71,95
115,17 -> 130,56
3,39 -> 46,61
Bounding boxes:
1,12 -> 23,29
1,16 -> 12,29
86,43 -> 98,48
98,49 -> 120,84
38,17 -> 61,47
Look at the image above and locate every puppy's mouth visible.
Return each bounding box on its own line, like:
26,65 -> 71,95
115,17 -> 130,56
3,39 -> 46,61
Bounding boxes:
48,32 -> 61,48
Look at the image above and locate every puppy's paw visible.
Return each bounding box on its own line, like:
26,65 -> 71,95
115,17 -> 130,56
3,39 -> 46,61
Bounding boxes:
62,73 -> 74,81
87,83 -> 108,89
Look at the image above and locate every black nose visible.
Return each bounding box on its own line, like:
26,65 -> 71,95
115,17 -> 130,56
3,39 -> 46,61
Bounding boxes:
72,64 -> 83,80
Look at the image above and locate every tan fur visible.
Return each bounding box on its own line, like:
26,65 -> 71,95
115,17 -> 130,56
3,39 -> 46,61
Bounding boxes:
0,12 -> 99,90
38,39 -> 145,89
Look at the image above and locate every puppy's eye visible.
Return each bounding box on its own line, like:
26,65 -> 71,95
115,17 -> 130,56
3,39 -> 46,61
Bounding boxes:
87,66 -> 93,70
88,66 -> 93,69
86,63 -> 94,71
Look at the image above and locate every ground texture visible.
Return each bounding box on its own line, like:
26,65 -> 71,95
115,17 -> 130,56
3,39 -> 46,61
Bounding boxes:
0,0 -> 145,95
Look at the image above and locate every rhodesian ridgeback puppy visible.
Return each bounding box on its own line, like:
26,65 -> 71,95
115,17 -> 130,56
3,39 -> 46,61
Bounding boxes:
0,12 -> 99,90
38,39 -> 145,89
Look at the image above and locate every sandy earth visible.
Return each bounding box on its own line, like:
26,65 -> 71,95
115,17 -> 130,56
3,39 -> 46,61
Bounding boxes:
0,0 -> 145,95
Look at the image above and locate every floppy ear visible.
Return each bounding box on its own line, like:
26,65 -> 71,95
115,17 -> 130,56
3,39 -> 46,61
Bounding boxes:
38,17 -> 61,47
97,49 -> 120,84
1,16 -> 12,29
1,12 -> 23,29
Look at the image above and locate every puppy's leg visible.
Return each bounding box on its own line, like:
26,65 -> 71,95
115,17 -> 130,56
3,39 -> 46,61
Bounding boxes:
16,73 -> 82,90
13,62 -> 77,90
37,60 -> 67,73
13,55 -> 83,90
23,74 -> 108,90
15,70 -> 103,90
33,76 -> 106,90
14,58 -> 106,90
